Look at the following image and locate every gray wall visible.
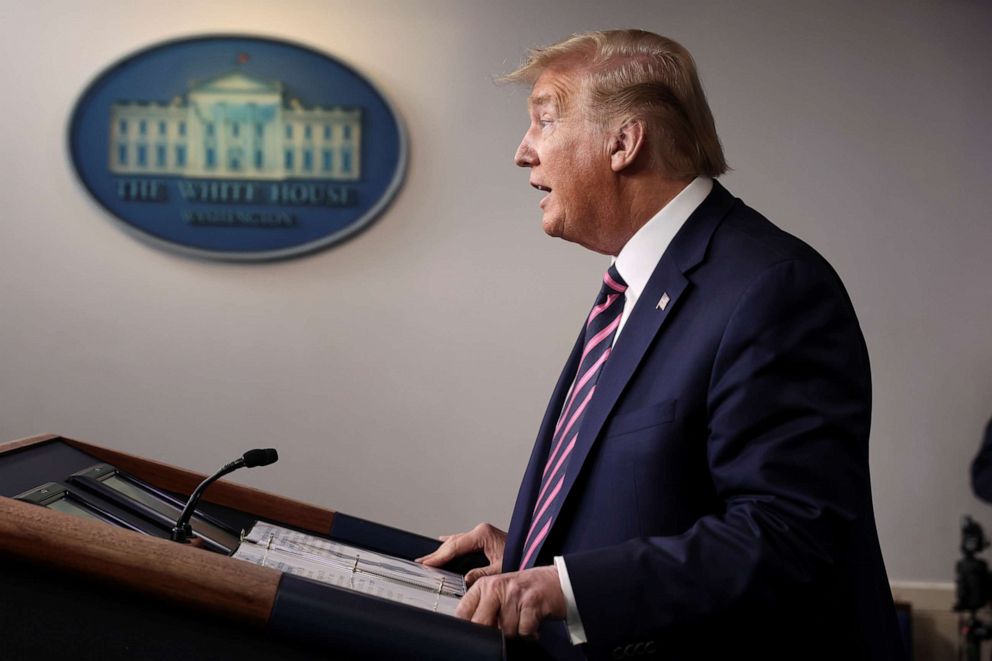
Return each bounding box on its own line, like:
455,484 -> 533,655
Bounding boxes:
0,0 -> 989,583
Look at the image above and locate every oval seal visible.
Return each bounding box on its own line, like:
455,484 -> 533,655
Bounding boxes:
69,35 -> 406,260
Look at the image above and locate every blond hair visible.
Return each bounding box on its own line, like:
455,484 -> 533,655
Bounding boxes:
503,30 -> 728,178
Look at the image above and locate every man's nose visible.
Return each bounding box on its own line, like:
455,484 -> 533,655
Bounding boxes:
514,137 -> 536,168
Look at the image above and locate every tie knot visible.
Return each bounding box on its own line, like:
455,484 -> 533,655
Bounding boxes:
603,264 -> 627,296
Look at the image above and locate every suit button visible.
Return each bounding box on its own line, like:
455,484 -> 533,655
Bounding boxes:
645,641 -> 657,655
634,642 -> 645,656
624,643 -> 636,657
612,646 -> 625,660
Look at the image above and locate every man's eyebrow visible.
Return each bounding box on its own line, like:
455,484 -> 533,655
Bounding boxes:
528,93 -> 556,110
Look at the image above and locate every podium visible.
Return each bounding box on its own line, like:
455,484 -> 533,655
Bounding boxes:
0,434 -> 533,660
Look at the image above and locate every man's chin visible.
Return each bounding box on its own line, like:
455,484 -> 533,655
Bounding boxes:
542,218 -> 589,250
541,215 -> 564,240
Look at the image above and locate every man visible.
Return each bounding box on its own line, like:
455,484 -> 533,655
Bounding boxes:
419,30 -> 904,660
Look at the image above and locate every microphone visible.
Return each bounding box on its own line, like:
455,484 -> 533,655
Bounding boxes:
243,448 -> 279,468
170,448 -> 279,544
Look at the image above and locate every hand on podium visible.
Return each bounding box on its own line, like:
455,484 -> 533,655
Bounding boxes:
417,522 -> 506,585
417,523 -> 566,638
457,565 -> 565,639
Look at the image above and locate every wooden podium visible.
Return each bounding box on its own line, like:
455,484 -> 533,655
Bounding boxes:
0,434 -> 528,660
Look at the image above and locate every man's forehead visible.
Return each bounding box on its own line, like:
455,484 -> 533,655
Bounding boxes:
527,68 -> 581,112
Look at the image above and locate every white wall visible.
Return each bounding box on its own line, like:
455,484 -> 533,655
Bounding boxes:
0,0 -> 989,583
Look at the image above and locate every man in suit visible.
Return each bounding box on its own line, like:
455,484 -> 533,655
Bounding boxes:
419,29 -> 904,660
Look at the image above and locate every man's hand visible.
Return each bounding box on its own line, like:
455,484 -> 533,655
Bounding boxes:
456,566 -> 566,638
416,522 -> 507,585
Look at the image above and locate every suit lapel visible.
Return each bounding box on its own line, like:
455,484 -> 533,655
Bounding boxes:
502,328 -> 585,571
544,182 -> 739,557
554,257 -> 689,527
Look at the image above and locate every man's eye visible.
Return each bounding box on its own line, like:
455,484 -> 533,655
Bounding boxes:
539,118 -> 554,128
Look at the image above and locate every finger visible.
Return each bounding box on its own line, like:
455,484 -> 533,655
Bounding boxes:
465,563 -> 499,586
499,598 -> 520,638
425,524 -> 493,564
417,535 -> 469,565
455,583 -> 481,620
416,535 -> 451,563
415,549 -> 437,564
518,605 -> 541,639
470,586 -> 501,628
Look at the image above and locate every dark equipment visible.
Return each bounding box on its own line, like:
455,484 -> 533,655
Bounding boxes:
955,515 -> 992,660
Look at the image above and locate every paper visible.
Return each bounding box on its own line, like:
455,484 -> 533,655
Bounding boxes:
232,522 -> 465,616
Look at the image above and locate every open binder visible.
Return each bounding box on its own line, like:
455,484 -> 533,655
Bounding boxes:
0,434 -> 542,660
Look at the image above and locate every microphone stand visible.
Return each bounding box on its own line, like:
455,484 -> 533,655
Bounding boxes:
171,449 -> 278,544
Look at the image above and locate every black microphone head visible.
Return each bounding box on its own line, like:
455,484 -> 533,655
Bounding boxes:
243,448 -> 279,468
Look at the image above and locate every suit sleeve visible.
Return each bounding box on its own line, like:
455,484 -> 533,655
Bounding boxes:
971,418 -> 992,503
563,257 -> 873,651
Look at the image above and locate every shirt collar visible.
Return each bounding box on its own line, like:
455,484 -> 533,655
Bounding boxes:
614,176 -> 713,306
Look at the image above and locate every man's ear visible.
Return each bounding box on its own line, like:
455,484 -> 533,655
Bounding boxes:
609,119 -> 646,173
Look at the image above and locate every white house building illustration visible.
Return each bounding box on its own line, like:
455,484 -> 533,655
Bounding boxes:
109,72 -> 362,180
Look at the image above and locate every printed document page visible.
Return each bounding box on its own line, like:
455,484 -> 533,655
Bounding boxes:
232,522 -> 466,616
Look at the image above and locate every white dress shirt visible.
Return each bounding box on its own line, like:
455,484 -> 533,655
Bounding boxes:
553,176 -> 713,645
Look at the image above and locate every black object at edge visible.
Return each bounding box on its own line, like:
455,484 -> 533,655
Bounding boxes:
269,573 -> 504,661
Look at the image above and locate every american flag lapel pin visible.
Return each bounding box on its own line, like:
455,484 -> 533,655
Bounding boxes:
657,292 -> 671,311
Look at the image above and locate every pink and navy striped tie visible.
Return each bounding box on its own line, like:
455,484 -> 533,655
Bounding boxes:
519,264 -> 627,569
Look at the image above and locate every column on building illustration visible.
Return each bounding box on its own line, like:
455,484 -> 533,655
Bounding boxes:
283,97 -> 361,181
109,98 -> 187,175
109,71 -> 361,181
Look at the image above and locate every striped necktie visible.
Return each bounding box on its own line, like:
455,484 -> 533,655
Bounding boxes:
519,264 -> 628,569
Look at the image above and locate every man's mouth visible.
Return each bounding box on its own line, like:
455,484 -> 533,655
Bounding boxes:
531,183 -> 552,208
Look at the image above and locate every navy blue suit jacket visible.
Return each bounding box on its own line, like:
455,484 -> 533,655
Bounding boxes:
503,182 -> 904,660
